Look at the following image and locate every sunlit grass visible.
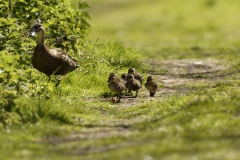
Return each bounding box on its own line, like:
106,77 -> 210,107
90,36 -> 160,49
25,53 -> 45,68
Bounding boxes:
88,0 -> 240,59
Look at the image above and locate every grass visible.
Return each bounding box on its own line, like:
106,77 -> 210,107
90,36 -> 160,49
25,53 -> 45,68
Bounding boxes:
88,0 -> 240,60
1,0 -> 240,159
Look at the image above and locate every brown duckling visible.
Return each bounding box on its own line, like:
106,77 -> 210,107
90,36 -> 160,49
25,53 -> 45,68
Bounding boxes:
128,68 -> 143,84
107,74 -> 127,98
121,73 -> 127,81
145,75 -> 158,97
126,74 -> 142,97
31,23 -> 79,79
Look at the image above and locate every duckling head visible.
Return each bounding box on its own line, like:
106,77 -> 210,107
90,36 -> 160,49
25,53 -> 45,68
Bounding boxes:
107,73 -> 117,82
121,73 -> 127,81
128,68 -> 135,74
31,22 -> 45,36
127,74 -> 134,82
109,72 -> 117,77
147,76 -> 154,82
107,76 -> 117,83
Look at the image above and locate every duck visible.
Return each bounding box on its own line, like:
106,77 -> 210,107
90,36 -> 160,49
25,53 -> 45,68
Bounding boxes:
145,75 -> 158,97
127,68 -> 143,84
31,22 -> 79,79
126,74 -> 142,97
107,73 -> 127,98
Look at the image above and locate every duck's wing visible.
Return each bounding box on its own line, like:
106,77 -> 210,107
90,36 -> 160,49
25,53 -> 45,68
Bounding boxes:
49,48 -> 78,63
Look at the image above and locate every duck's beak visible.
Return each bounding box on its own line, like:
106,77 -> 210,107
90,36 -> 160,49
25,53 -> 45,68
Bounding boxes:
107,77 -> 111,82
31,31 -> 37,36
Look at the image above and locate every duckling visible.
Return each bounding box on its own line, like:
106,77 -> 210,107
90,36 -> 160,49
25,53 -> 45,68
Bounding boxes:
121,73 -> 127,81
107,74 -> 127,98
31,22 -> 79,79
126,74 -> 142,97
128,68 -> 143,84
145,75 -> 158,97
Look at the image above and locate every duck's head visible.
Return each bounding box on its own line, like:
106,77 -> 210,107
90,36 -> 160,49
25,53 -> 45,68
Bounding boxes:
128,68 -> 135,74
107,73 -> 117,82
107,76 -> 117,83
147,76 -> 154,82
121,73 -> 127,81
109,72 -> 117,78
127,74 -> 134,81
31,22 -> 45,36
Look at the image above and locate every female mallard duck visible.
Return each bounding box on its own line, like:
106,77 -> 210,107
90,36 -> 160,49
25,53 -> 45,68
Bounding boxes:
144,75 -> 158,97
31,22 -> 79,78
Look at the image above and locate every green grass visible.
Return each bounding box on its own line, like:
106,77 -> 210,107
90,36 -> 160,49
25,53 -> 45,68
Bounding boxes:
1,0 -> 240,159
88,0 -> 240,60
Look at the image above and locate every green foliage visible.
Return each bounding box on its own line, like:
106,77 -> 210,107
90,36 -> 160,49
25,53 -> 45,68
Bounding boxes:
0,0 -> 90,126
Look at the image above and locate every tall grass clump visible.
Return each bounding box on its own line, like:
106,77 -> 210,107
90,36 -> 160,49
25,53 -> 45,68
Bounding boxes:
14,97 -> 72,124
52,40 -> 143,98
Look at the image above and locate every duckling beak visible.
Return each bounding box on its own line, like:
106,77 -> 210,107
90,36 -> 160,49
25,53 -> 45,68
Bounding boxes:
31,31 -> 37,36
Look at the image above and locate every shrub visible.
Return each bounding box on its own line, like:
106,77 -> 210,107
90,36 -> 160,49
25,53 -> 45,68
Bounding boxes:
0,0 -> 90,126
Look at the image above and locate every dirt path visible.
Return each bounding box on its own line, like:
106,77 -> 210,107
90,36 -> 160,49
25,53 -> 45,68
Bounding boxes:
112,59 -> 231,106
